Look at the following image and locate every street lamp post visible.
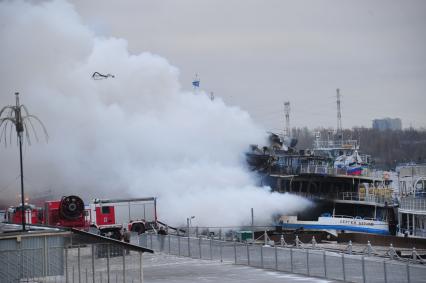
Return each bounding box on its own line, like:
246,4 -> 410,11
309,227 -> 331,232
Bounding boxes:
16,93 -> 27,231
0,92 -> 48,232
186,216 -> 195,236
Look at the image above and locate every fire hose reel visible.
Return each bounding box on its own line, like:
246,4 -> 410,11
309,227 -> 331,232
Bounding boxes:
60,195 -> 84,220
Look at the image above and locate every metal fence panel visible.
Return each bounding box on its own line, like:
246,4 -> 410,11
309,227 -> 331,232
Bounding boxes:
342,254 -> 363,283
385,261 -> 410,283
157,234 -> 167,252
221,241 -> 236,263
199,238 -> 212,260
262,246 -> 276,269
179,237 -> 190,257
0,250 -> 19,283
276,247 -> 292,272
0,235 -> 65,282
109,247 -> 127,282
189,237 -> 200,259
235,243 -> 248,265
49,248 -> 64,277
210,240 -> 223,261
292,249 -> 308,275
22,248 -> 44,279
364,257 -> 387,283
125,250 -> 140,282
151,234 -> 161,251
170,235 -> 180,255
247,244 -> 261,267
0,233 -> 148,283
139,233 -> 148,249
409,264 -> 426,283
135,234 -> 426,283
325,252 -> 344,281
0,238 -> 18,250
307,249 -> 326,278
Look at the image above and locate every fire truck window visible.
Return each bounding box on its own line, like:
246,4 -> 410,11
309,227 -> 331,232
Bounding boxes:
101,207 -> 110,214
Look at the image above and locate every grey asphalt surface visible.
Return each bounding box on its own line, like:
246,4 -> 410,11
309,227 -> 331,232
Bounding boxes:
142,253 -> 337,283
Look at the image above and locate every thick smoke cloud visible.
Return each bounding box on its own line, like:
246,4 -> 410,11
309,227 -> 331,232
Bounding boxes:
0,0 -> 309,226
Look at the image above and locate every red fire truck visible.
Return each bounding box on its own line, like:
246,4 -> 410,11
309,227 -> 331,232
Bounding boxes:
43,195 -> 90,228
4,195 -> 158,236
5,204 -> 42,225
5,195 -> 90,230
91,197 -> 157,234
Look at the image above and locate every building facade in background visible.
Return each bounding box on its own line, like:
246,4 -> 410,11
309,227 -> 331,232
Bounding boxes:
372,118 -> 402,131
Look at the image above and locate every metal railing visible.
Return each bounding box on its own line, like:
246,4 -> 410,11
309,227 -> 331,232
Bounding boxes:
139,233 -> 426,283
399,197 -> 426,212
0,233 -> 145,283
314,139 -> 359,150
63,243 -> 144,283
0,233 -> 65,282
339,192 -> 393,205
299,165 -> 373,178
293,192 -> 395,207
399,227 -> 426,238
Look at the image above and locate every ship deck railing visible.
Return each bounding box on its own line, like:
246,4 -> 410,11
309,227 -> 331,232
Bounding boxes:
399,196 -> 426,213
330,214 -> 361,219
313,139 -> 359,150
399,227 -> 426,238
295,192 -> 395,206
338,192 -> 393,205
298,164 -> 373,178
326,214 -> 382,221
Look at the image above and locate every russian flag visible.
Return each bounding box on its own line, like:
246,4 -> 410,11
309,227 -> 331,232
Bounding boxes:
347,167 -> 362,175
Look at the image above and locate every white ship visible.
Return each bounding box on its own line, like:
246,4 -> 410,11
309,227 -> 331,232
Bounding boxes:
279,214 -> 389,237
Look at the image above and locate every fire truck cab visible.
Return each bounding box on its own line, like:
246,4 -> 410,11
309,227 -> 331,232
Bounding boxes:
95,205 -> 116,227
91,203 -> 123,240
91,197 -> 157,234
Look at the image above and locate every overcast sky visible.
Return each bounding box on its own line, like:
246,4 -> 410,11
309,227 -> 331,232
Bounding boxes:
72,0 -> 426,132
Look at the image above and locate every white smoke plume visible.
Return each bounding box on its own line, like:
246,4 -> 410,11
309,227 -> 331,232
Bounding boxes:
0,0 -> 309,226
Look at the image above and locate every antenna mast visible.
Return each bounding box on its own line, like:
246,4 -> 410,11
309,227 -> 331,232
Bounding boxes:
336,89 -> 342,138
284,101 -> 290,138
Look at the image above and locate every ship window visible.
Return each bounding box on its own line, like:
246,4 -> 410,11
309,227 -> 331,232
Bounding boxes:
101,207 -> 110,214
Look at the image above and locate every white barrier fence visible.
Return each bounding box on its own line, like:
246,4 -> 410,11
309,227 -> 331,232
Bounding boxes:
139,233 -> 426,283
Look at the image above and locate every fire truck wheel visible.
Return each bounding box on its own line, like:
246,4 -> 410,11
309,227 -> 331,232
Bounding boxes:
131,222 -> 146,234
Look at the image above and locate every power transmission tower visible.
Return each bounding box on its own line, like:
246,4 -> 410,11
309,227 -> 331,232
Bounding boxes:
336,89 -> 343,140
284,101 -> 290,138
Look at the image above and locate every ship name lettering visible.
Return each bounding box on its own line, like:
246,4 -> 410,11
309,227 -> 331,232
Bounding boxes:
339,220 -> 374,226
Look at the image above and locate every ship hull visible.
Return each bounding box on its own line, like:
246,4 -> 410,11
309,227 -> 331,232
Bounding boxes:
277,216 -> 390,236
